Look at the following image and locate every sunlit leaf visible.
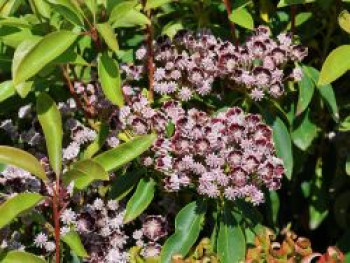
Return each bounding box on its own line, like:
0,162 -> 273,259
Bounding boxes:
82,123 -> 109,159
61,231 -> 88,258
13,31 -> 78,85
1,251 -> 45,263
160,200 -> 207,263
123,177 -> 156,223
0,193 -> 44,228
0,146 -> 47,181
46,0 -> 84,27
229,8 -> 254,30
277,0 -> 315,8
94,133 -> 156,172
0,80 -> 15,103
145,0 -> 172,10
36,93 -> 63,177
97,23 -> 119,53
339,10 -> 350,34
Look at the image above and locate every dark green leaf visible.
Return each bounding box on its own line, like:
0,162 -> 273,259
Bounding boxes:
123,177 -> 156,223
0,80 -> 15,103
292,110 -> 319,151
82,123 -> 109,159
97,23 -> 119,53
160,200 -> 207,263
46,0 -> 84,27
277,0 -> 315,8
296,66 -> 315,116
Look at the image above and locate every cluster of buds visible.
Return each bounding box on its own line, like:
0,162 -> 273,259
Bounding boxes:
123,26 -> 307,101
119,95 -> 284,205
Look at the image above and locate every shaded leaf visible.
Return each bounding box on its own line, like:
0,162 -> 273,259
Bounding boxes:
318,45 -> 350,86
63,159 -> 109,190
160,200 -> 207,263
36,93 -> 63,177
277,0 -> 315,8
123,177 -> 156,223
13,31 -> 78,85
0,193 -> 44,228
292,110 -> 319,151
98,52 -> 123,107
94,133 -> 156,172
61,231 -> 88,258
296,66 -> 315,116
0,146 -> 47,181
96,23 -> 119,53
46,0 -> 84,27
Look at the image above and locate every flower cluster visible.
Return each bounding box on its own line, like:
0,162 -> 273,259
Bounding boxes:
123,26 -> 307,101
119,96 -> 284,205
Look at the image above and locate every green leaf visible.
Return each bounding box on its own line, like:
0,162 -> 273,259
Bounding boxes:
287,12 -> 312,29
161,22 -> 183,39
0,193 -> 44,228
346,155 -> 350,176
0,0 -> 21,16
13,30 -> 78,85
217,203 -> 246,263
36,93 -> 63,177
109,168 -> 144,201
0,80 -> 16,103
339,10 -> 350,34
318,45 -> 350,86
296,66 -> 315,116
61,231 -> 88,258
97,23 -> 119,53
94,133 -> 156,172
29,0 -> 51,18
98,52 -> 124,107
1,251 -> 45,263
0,146 -> 47,181
292,110 -> 319,151
272,117 -> 293,180
109,3 -> 150,28
304,66 -> 339,121
229,8 -> 254,30
0,17 -> 31,28
277,0 -> 315,8
15,81 -> 33,98
63,159 -> 109,190
46,0 -> 84,27
82,123 -> 109,159
145,0 -> 172,10
123,177 -> 156,223
160,200 -> 207,263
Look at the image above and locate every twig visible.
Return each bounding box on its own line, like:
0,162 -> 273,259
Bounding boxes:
141,0 -> 155,102
290,5 -> 296,38
223,0 -> 238,45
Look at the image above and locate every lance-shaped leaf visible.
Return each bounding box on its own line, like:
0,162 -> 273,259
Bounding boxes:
46,0 -> 84,27
98,52 -> 124,107
277,0 -> 315,8
160,200 -> 207,263
0,80 -> 16,103
63,159 -> 109,190
123,177 -> 156,223
292,110 -> 319,151
0,193 -> 44,228
0,146 -> 47,181
318,45 -> 350,86
145,0 -> 172,10
13,30 -> 78,85
229,8 -> 254,30
1,251 -> 46,263
94,133 -> 157,172
36,93 -> 63,177
296,66 -> 315,116
82,122 -> 109,159
217,203 -> 246,263
96,23 -> 119,53
61,231 -> 88,258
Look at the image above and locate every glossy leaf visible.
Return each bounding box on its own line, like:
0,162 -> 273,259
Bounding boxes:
110,3 -> 150,28
61,231 -> 88,258
292,110 -> 319,151
318,45 -> 350,86
277,0 -> 315,8
13,31 -> 78,85
123,177 -> 156,223
229,8 -> 254,30
82,123 -> 109,159
94,133 -> 157,172
296,67 -> 315,116
0,17 -> 31,28
36,93 -> 63,177
47,0 -> 84,27
160,200 -> 207,263
0,80 -> 16,102
1,251 -> 45,263
30,0 -> 51,18
63,159 -> 109,190
98,52 -> 124,107
339,10 -> 350,34
217,203 -> 246,263
0,193 -> 44,228
97,23 -> 119,53
0,146 -> 47,181
272,117 -> 293,179
15,81 -> 33,98
145,0 -> 172,10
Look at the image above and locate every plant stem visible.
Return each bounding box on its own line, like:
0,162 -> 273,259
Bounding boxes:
53,179 -> 60,263
290,5 -> 296,37
141,0 -> 155,102
223,0 -> 237,45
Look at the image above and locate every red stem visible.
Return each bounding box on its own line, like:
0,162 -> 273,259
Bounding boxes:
52,179 -> 60,263
223,0 -> 238,46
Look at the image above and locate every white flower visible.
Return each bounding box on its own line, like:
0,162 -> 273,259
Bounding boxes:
60,208 -> 77,225
44,241 -> 56,252
34,233 -> 48,248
